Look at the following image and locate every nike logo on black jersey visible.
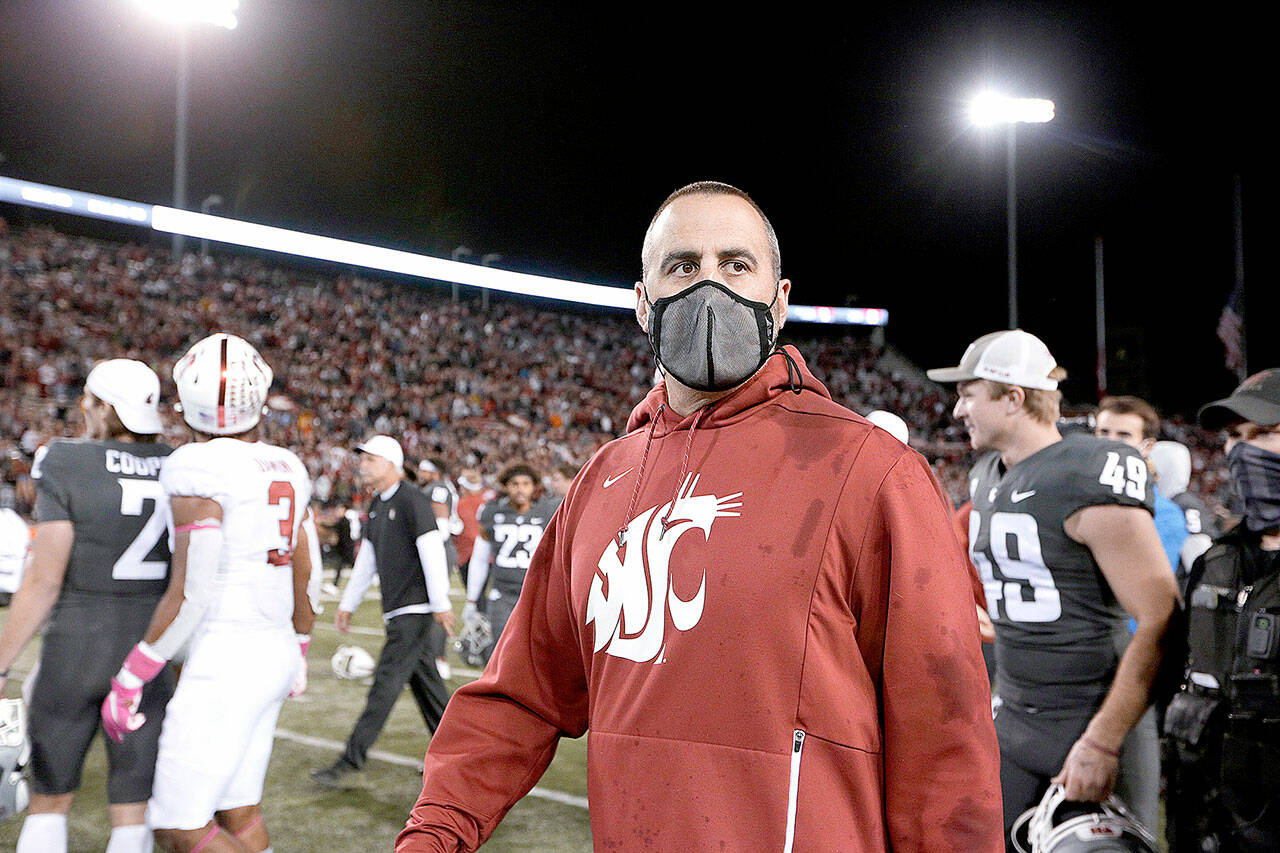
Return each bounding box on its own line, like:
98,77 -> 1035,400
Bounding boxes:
1011,489 -> 1037,503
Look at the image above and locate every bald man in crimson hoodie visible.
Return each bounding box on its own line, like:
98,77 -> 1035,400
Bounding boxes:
398,182 -> 1002,852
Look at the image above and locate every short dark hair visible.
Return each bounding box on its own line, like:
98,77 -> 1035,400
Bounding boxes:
498,462 -> 538,486
1098,395 -> 1160,440
641,181 -> 781,280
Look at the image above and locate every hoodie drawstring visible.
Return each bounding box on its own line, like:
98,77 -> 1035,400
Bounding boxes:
773,347 -> 804,395
658,405 -> 707,538
615,402 -> 709,548
617,403 -> 663,548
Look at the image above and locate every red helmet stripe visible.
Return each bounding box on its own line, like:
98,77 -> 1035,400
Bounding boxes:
217,335 -> 229,429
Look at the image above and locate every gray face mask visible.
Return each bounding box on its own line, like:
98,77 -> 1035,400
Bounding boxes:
645,279 -> 779,392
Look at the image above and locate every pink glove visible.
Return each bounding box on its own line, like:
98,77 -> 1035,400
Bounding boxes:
289,635 -> 311,697
101,643 -> 166,743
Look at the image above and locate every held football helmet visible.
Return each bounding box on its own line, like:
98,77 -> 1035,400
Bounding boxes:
173,333 -> 273,436
330,645 -> 376,680
1011,785 -> 1159,853
1,698 -> 30,820
455,611 -> 493,668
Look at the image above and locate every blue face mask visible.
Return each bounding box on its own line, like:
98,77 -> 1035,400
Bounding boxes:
1227,440 -> 1280,533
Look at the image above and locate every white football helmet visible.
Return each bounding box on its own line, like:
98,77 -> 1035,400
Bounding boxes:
173,333 -> 273,436
330,645 -> 376,680
0,698 -> 30,820
455,611 -> 493,668
1011,785 -> 1159,853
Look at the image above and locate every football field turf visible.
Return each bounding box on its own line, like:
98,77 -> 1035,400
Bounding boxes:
0,585 -> 593,852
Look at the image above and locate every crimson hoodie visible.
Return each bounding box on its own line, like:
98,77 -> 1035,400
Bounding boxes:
398,347 -> 1003,852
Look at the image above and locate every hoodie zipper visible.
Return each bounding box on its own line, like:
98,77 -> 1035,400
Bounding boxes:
783,729 -> 806,853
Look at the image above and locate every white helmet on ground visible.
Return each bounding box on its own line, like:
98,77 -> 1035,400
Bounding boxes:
330,645 -> 376,680
173,333 -> 273,436
0,698 -> 30,820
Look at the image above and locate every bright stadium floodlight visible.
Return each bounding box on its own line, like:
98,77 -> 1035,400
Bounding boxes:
968,92 -> 1055,127
136,0 -> 238,30
136,1 -> 238,257
967,90 -> 1055,329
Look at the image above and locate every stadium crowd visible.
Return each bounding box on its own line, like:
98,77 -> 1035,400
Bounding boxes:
1,219 -> 1229,522
0,191 -> 1261,852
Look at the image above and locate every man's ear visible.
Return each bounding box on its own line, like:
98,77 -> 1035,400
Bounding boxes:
635,282 -> 649,330
1004,385 -> 1027,415
774,278 -> 791,330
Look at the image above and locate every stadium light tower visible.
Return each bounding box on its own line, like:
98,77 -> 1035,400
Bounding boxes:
969,92 -> 1055,329
199,193 -> 224,257
136,0 -> 238,258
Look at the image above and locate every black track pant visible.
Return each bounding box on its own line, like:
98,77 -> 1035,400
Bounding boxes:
339,613 -> 449,769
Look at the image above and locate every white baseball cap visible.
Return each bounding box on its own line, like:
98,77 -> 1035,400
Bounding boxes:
926,329 -> 1062,391
85,359 -> 163,435
866,410 -> 910,444
355,435 -> 404,469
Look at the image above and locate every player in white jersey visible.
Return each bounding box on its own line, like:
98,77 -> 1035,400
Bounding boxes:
100,333 -> 315,853
0,503 -> 27,598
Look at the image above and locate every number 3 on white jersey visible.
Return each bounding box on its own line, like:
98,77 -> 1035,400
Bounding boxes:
969,509 -> 1062,623
113,478 -> 168,580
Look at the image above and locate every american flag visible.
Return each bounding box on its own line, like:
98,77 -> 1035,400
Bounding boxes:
1217,281 -> 1246,378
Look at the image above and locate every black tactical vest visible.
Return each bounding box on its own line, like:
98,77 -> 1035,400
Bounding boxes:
1185,536 -> 1280,717
1168,531 -> 1280,821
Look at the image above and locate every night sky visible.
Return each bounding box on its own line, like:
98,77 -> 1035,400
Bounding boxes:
1,1 -> 1272,418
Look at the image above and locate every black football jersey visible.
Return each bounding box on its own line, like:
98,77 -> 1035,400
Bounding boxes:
967,433 -> 1155,711
32,438 -> 172,595
478,495 -> 559,595
364,481 -> 440,613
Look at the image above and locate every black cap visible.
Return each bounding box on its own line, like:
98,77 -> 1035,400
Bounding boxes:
1198,368 -> 1280,430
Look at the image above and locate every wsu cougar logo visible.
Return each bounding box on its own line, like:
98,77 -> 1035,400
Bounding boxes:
586,474 -> 742,663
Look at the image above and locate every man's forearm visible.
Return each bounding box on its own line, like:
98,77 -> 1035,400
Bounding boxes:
339,541 -> 378,613
0,573 -> 62,675
1085,614 -> 1171,749
416,529 -> 451,612
465,538 -> 492,603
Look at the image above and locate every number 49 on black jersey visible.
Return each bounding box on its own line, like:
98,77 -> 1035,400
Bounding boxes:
967,433 -> 1154,709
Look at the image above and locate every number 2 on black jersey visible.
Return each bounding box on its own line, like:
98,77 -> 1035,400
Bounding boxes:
113,478 -> 168,581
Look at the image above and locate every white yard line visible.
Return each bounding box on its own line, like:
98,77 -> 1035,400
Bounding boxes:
274,727 -> 589,810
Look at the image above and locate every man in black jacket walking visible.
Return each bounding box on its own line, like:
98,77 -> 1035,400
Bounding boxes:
312,435 -> 454,786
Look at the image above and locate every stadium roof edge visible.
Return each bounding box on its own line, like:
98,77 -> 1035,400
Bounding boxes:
0,175 -> 887,327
